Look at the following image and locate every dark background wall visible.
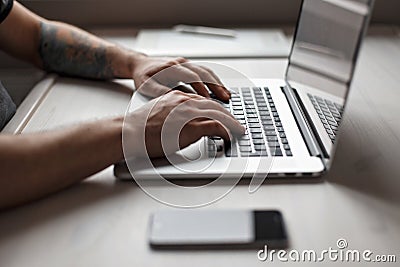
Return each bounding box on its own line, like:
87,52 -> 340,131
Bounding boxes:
20,0 -> 400,28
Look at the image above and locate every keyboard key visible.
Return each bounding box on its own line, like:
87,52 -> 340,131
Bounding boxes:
279,132 -> 286,138
267,136 -> 279,142
256,103 -> 268,107
238,140 -> 251,146
239,135 -> 250,140
262,120 -> 273,126
241,152 -> 267,157
246,109 -> 257,114
250,128 -> 262,133
254,144 -> 267,151
265,131 -> 277,136
253,139 -> 266,145
281,138 -> 289,144
327,119 -> 337,126
252,133 -> 264,139
247,118 -> 259,123
246,113 -> 258,118
260,115 -> 272,120
248,123 -> 261,128
267,142 -> 280,147
263,125 -> 275,131
270,148 -> 283,156
325,115 -> 334,121
283,144 -> 291,150
286,150 -> 293,157
239,146 -> 252,152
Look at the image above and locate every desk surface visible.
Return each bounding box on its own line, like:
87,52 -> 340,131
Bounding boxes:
0,30 -> 399,266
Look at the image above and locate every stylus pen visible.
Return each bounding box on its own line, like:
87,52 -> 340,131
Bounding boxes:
173,24 -> 237,38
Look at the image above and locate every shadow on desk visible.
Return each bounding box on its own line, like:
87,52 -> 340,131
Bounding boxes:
326,98 -> 400,205
0,176 -> 136,243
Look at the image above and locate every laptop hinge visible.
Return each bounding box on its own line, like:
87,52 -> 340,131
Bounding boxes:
281,85 -> 322,157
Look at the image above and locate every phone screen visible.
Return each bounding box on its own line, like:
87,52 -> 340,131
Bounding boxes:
149,210 -> 287,249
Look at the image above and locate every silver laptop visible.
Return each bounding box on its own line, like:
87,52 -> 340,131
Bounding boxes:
115,0 -> 374,180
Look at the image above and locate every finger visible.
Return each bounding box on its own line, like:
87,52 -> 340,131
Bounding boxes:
206,83 -> 231,103
198,110 -> 245,136
168,65 -> 210,98
183,64 -> 230,102
186,93 -> 206,100
200,65 -> 223,85
177,120 -> 228,150
193,120 -> 231,141
137,79 -> 171,98
192,98 -> 236,120
174,57 -> 188,64
187,120 -> 232,143
200,65 -> 231,101
190,82 -> 211,98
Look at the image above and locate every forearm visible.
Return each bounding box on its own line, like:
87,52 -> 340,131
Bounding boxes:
39,21 -> 145,80
0,117 -> 124,209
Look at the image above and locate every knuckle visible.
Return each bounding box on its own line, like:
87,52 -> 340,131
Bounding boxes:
189,72 -> 201,82
203,66 -> 216,75
176,57 -> 187,63
212,121 -> 222,130
177,94 -> 190,103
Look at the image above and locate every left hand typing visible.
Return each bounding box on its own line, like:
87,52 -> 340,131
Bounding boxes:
131,55 -> 231,102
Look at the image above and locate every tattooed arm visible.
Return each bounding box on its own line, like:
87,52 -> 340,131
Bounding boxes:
38,21 -> 141,80
0,2 -> 141,80
0,2 -> 231,99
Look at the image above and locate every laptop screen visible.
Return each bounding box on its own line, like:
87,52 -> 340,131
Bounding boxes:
286,0 -> 372,99
285,0 -> 373,161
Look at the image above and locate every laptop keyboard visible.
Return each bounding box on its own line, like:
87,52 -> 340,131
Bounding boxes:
307,94 -> 343,143
208,87 -> 292,157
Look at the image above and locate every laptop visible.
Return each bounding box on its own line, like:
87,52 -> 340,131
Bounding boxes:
115,0 -> 374,181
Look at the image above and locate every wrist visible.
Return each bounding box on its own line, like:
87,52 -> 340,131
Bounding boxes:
105,116 -> 125,162
109,47 -> 148,79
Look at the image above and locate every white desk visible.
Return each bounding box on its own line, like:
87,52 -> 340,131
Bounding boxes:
0,30 -> 399,266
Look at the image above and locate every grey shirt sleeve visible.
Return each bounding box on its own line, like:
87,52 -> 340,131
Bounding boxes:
0,0 -> 16,130
0,0 -> 13,23
0,82 -> 16,130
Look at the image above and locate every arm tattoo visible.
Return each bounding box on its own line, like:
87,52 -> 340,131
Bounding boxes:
39,22 -> 114,80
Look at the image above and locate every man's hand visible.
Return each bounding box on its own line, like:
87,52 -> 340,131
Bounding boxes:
132,55 -> 231,102
124,90 -> 245,159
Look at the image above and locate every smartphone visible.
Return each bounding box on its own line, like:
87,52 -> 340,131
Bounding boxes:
149,210 -> 288,250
